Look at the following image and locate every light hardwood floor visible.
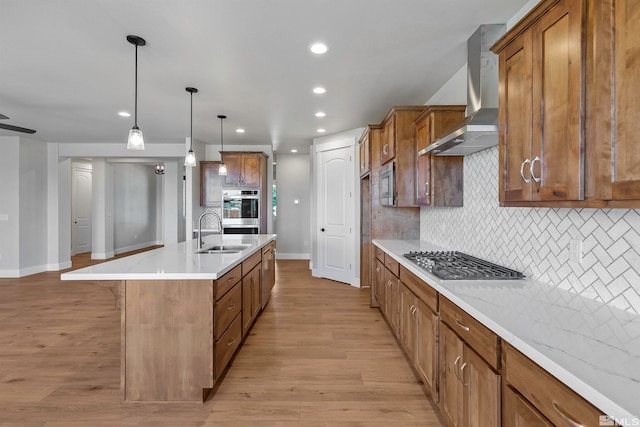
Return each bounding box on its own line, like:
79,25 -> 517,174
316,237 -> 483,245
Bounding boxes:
0,255 -> 444,426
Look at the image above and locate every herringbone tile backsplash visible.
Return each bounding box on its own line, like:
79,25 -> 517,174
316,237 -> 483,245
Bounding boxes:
421,146 -> 640,314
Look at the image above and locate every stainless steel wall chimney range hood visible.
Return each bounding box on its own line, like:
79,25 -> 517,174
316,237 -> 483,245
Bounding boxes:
420,24 -> 505,156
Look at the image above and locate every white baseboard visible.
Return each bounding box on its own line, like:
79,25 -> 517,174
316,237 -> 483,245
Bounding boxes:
91,251 -> 115,260
114,241 -> 158,256
276,252 -> 310,260
0,264 -> 48,278
46,261 -> 72,271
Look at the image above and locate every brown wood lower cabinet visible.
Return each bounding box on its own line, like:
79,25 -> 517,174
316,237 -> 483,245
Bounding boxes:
383,267 -> 399,334
415,298 -> 438,400
439,322 -> 500,427
373,258 -> 385,309
503,386 -> 553,427
214,315 -> 241,380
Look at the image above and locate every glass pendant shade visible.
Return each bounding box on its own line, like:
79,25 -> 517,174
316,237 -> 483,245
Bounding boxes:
185,149 -> 196,167
218,162 -> 228,176
127,126 -> 145,150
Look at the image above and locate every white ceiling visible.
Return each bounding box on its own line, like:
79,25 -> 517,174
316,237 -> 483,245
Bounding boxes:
0,0 -> 529,154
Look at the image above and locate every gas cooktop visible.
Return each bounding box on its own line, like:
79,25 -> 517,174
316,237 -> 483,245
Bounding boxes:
403,251 -> 525,280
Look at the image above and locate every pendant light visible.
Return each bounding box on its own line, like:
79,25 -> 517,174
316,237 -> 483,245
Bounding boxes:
184,87 -> 198,167
218,114 -> 228,176
126,35 -> 146,150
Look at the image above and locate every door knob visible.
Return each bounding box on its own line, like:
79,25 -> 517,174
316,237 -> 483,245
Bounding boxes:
321,228 -> 325,232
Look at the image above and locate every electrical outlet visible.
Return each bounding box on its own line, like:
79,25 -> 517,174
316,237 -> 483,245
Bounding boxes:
570,239 -> 583,263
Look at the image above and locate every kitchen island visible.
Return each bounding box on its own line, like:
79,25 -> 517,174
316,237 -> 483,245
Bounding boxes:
61,234 -> 276,402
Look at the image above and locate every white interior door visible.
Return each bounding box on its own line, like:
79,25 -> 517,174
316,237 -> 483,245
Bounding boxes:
72,164 -> 92,255
317,145 -> 354,284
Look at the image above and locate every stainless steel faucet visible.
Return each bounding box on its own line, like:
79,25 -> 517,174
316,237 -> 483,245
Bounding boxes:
197,211 -> 223,249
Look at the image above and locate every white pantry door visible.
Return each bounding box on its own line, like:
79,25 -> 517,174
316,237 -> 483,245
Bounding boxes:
71,164 -> 92,255
316,145 -> 354,284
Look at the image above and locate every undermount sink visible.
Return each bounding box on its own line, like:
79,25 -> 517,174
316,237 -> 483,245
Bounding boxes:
195,244 -> 252,254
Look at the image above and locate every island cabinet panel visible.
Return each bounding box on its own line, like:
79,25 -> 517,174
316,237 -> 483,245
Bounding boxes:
123,279 -> 214,402
214,315 -> 242,381
214,264 -> 242,300
504,344 -> 605,427
242,263 -> 262,337
214,283 -> 242,340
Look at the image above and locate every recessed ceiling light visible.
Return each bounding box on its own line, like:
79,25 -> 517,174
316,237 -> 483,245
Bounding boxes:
317,128 -> 326,133
291,149 -> 298,153
313,87 -> 326,94
315,112 -> 326,117
236,128 -> 245,133
118,111 -> 131,117
309,42 -> 328,55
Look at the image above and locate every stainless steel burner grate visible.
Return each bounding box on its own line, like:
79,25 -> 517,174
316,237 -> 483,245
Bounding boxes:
403,251 -> 524,280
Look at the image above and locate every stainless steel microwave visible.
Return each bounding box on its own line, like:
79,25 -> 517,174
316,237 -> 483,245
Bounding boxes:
380,161 -> 396,206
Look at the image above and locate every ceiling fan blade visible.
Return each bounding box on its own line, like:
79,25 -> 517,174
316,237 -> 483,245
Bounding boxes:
0,123 -> 37,134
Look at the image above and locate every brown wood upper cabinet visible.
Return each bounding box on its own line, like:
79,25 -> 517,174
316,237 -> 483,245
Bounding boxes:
200,161 -> 222,207
358,128 -> 371,178
415,106 -> 466,207
379,106 -> 426,206
222,152 -> 265,187
591,0 -> 640,201
492,0 -> 585,205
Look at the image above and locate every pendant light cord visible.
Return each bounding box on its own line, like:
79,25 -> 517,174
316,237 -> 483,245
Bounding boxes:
189,92 -> 193,150
134,43 -> 138,128
220,117 -> 224,154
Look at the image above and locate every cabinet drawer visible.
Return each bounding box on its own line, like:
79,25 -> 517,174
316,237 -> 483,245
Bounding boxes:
400,265 -> 437,312
375,246 -> 384,261
214,314 -> 242,380
505,344 -> 604,427
214,264 -> 242,300
214,283 -> 241,340
242,250 -> 261,275
440,296 -> 499,369
384,255 -> 399,277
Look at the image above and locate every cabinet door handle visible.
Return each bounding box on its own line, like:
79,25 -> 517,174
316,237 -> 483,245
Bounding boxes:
361,161 -> 365,170
520,158 -> 532,184
409,304 -> 415,313
552,402 -> 585,427
227,337 -> 236,347
227,304 -> 235,311
375,267 -> 380,272
412,306 -> 417,315
455,318 -> 470,332
424,182 -> 429,197
453,355 -> 461,380
530,156 -> 541,183
383,144 -> 389,155
460,362 -> 468,386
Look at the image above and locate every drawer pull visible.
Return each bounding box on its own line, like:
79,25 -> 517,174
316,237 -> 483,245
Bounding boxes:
455,318 -> 470,332
226,304 -> 235,311
383,144 -> 389,155
227,337 -> 236,347
227,277 -> 235,282
453,355 -> 461,379
552,402 -> 585,427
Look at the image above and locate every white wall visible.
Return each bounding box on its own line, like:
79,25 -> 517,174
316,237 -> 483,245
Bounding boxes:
0,137 -> 21,275
275,154 -> 311,259
113,163 -> 159,253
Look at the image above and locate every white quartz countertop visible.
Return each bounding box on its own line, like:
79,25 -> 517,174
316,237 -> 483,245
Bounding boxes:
373,239 -> 640,420
61,234 -> 276,281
